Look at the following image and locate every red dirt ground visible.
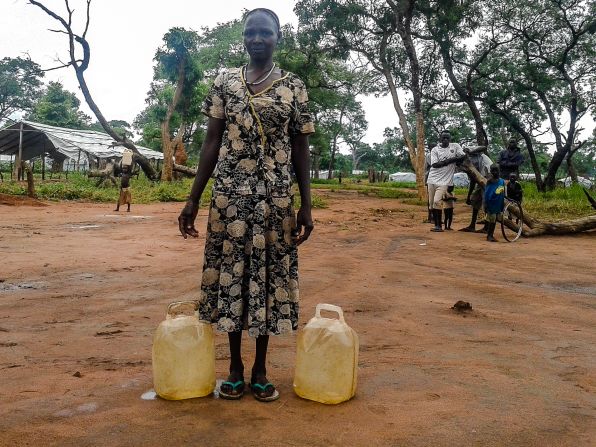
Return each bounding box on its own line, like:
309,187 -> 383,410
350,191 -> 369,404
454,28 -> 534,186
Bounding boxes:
0,191 -> 594,447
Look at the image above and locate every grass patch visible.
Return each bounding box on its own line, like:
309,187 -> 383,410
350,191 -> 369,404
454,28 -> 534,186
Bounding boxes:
0,173 -> 327,209
294,193 -> 328,209
520,182 -> 595,221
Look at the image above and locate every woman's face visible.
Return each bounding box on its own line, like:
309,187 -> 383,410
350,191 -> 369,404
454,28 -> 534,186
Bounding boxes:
243,12 -> 279,62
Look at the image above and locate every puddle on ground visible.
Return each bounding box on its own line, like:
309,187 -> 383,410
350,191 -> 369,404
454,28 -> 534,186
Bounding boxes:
0,281 -> 47,291
141,390 -> 157,400
68,224 -> 101,230
101,215 -> 152,220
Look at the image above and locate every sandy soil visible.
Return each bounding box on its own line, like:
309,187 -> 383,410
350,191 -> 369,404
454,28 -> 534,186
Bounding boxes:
0,191 -> 594,447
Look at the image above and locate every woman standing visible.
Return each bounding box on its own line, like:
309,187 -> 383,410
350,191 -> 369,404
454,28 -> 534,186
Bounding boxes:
178,8 -> 314,402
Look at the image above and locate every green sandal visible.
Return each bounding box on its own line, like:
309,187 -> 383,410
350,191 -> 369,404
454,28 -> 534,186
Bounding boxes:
250,382 -> 280,402
219,380 -> 245,400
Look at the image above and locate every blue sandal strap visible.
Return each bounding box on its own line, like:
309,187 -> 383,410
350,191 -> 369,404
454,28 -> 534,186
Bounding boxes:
222,380 -> 245,390
251,382 -> 274,391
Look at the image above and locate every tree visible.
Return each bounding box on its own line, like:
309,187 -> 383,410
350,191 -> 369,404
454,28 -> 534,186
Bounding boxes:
88,119 -> 132,139
152,27 -> 204,181
495,0 -> 596,190
0,56 -> 44,125
295,0 -> 438,199
28,0 -> 158,180
28,81 -> 90,128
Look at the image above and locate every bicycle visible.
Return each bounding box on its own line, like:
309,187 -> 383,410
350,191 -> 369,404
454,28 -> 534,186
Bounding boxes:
500,196 -> 524,242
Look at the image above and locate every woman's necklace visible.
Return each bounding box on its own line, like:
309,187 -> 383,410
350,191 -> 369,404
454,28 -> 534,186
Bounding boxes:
244,63 -> 276,86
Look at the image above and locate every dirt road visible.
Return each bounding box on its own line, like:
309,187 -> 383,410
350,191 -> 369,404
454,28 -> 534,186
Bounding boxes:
0,192 -> 594,446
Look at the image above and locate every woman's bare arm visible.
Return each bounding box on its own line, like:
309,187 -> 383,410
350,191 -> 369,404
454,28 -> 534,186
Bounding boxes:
178,117 -> 225,238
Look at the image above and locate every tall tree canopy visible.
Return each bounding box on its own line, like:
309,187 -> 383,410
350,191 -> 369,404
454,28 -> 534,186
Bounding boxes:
0,56 -> 44,125
28,81 -> 91,129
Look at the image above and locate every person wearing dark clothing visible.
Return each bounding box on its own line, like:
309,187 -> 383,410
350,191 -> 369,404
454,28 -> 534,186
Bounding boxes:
506,173 -> 523,203
498,138 -> 524,180
114,165 -> 131,212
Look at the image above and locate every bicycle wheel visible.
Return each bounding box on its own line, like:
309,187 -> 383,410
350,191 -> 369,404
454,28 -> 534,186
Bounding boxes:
501,200 -> 524,242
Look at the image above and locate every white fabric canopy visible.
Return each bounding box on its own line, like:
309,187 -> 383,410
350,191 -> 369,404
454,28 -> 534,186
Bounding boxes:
0,120 -> 163,162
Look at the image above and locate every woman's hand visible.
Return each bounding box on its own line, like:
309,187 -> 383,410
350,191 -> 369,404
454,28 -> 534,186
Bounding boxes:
292,207 -> 314,246
178,200 -> 200,239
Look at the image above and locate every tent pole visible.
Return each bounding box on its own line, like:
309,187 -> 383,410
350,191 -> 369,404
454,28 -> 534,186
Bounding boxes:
42,139 -> 46,181
13,121 -> 23,180
77,149 -> 81,172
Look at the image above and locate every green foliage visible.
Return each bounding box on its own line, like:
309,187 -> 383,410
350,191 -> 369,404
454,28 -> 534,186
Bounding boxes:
0,173 -> 330,209
294,193 -> 328,209
27,81 -> 90,128
134,27 -> 206,156
0,56 -> 44,125
521,182 -> 596,220
87,120 -> 132,139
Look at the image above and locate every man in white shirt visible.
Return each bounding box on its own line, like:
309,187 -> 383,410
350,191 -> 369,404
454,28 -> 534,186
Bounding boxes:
427,130 -> 466,232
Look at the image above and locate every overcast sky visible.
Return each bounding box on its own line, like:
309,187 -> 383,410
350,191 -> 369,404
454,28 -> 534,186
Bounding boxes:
1,0 -> 397,146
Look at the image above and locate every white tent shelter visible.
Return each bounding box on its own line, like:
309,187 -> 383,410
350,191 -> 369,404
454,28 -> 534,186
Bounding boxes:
558,176 -> 593,188
389,172 -> 417,182
0,120 -> 163,171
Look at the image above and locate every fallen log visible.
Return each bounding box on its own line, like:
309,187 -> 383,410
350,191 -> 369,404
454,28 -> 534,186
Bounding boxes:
460,158 -> 596,237
173,163 -> 197,177
88,162 -> 117,188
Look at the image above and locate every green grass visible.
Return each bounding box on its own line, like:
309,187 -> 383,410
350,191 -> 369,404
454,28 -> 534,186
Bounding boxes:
310,181 -> 418,200
0,172 -> 327,208
520,182 -> 595,220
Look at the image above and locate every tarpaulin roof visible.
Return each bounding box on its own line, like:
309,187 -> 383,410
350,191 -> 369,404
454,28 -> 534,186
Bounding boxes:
0,120 -> 163,161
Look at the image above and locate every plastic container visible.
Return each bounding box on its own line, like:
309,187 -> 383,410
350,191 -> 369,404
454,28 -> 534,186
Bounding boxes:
121,149 -> 133,167
293,303 -> 359,404
152,301 -> 215,400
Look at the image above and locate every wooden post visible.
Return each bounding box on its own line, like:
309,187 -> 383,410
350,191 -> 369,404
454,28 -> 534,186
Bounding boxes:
76,149 -> 81,172
13,121 -> 24,180
41,139 -> 46,181
10,154 -> 13,180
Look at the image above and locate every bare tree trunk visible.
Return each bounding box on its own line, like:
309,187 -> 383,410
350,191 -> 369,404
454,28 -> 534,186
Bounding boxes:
22,161 -> 35,198
161,60 -> 187,182
29,0 -> 158,181
567,152 -> 578,184
173,163 -> 197,176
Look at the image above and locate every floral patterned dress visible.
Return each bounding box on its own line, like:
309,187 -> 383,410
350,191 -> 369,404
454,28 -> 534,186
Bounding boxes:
198,67 -> 315,337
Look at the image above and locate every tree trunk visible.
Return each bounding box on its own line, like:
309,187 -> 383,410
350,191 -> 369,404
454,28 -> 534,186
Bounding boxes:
567,152 -> 578,184
173,163 -> 197,177
161,60 -> 187,182
483,103 -> 544,190
394,2 -> 426,200
22,161 -> 35,198
74,69 -> 158,181
88,162 -> 117,187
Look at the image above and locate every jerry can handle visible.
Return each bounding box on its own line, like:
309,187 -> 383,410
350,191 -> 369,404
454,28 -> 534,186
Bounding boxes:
315,303 -> 345,323
166,300 -> 199,319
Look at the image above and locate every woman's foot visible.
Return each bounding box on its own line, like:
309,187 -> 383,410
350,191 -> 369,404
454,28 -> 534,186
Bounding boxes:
219,371 -> 245,400
250,372 -> 279,402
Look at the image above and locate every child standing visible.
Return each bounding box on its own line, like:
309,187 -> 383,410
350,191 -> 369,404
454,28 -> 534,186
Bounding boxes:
484,164 -> 506,242
442,185 -> 457,230
115,165 -> 132,212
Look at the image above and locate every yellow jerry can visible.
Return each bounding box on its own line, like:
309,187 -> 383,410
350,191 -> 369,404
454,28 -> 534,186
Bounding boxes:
294,303 -> 359,404
152,301 -> 215,400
